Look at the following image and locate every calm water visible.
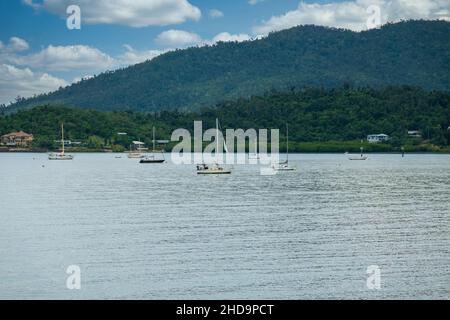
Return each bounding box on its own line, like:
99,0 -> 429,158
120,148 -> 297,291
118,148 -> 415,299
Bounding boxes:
0,153 -> 449,300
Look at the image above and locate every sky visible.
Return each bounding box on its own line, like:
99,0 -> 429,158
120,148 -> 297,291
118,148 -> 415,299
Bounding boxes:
0,0 -> 449,105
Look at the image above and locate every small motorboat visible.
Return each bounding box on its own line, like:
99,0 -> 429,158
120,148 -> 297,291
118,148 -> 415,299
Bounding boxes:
272,160 -> 296,171
49,153 -> 73,160
348,147 -> 368,160
128,140 -> 147,159
128,152 -> 144,159
140,155 -> 165,164
348,155 -> 368,161
197,163 -> 231,175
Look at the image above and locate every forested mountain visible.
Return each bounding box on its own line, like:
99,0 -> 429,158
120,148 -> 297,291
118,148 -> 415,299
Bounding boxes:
7,20 -> 450,113
2,87 -> 449,151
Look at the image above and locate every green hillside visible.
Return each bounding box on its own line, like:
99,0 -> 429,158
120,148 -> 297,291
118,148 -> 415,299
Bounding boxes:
6,20 -> 450,113
2,86 -> 449,152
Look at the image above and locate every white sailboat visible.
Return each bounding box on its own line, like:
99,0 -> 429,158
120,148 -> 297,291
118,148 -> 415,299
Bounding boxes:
348,147 -> 368,160
197,119 -> 231,175
272,123 -> 295,171
140,127 -> 165,164
48,123 -> 73,160
248,136 -> 260,160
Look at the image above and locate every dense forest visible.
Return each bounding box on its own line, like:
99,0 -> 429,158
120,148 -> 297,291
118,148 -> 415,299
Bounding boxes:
1,86 -> 449,152
7,20 -> 450,113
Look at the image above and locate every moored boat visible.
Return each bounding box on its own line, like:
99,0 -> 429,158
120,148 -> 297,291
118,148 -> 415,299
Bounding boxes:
348,147 -> 368,160
197,163 -> 231,175
197,119 -> 231,175
271,123 -> 295,171
139,127 -> 165,164
48,123 -> 73,161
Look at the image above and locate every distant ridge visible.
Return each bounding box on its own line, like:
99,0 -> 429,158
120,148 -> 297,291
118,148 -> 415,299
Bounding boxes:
8,20 -> 450,113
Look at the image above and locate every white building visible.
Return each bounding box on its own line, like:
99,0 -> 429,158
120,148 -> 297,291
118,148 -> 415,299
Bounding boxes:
367,134 -> 390,143
408,130 -> 422,138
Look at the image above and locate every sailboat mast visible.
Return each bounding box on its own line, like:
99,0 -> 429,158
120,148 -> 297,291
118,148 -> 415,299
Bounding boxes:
153,126 -> 156,152
286,123 -> 289,163
216,118 -> 219,154
61,123 -> 65,154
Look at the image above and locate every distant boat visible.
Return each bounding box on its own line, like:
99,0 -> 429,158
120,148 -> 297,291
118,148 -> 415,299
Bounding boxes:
248,137 -> 260,160
48,123 -> 73,161
128,153 -> 144,159
197,163 -> 231,175
128,140 -> 147,159
197,119 -> 231,175
272,123 -> 295,171
140,127 -> 165,164
348,147 -> 368,160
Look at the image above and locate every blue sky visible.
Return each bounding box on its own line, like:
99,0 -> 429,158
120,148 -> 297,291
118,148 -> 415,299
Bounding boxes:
1,1 -> 301,51
0,0 -> 449,105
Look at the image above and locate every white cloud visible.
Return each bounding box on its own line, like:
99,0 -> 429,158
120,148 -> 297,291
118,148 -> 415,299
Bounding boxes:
2,40 -> 160,72
0,37 -> 31,66
0,37 -> 30,53
209,9 -> 224,19
249,0 -> 265,5
25,0 -> 201,27
253,0 -> 450,34
72,75 -> 94,83
156,29 -> 203,46
9,37 -> 30,52
22,0 -> 39,10
118,45 -> 166,66
212,32 -> 251,43
0,64 -> 68,105
155,30 -> 252,47
18,45 -> 116,72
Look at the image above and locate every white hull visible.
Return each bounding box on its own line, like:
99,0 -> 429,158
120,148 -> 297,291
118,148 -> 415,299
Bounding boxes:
128,153 -> 144,159
349,156 -> 368,161
48,153 -> 73,160
272,160 -> 295,171
197,163 -> 231,175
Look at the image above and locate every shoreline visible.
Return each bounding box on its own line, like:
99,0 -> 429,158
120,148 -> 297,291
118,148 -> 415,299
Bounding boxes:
1,150 -> 450,155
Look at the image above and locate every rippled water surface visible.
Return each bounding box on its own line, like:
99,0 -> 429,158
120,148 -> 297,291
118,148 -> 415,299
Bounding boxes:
0,153 -> 449,299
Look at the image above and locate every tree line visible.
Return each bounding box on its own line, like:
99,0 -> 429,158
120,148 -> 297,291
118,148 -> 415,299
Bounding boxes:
1,86 -> 449,152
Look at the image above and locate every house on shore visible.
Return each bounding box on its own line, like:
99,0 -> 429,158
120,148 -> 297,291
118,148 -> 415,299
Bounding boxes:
1,131 -> 34,147
407,130 -> 422,138
367,134 -> 390,143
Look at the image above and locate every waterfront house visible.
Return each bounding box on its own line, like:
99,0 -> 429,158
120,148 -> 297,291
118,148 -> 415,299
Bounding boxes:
407,130 -> 422,138
367,134 -> 390,143
1,131 -> 34,147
